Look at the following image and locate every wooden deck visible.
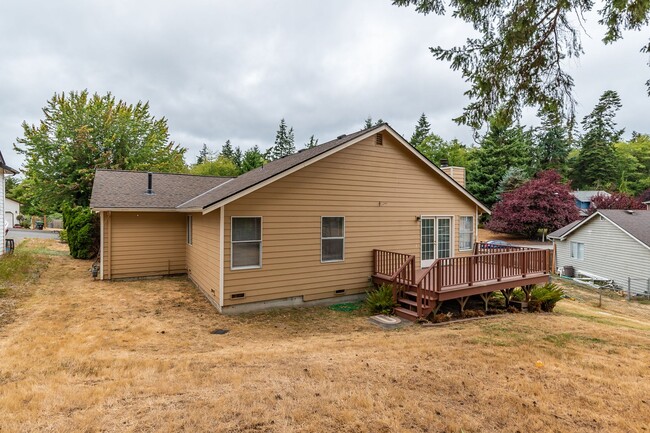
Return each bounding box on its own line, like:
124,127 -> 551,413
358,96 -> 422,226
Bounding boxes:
372,244 -> 552,321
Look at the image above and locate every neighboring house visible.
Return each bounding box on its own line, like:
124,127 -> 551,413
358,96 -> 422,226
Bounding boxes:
0,151 -> 19,255
90,123 -> 491,313
4,197 -> 21,227
548,209 -> 650,296
644,201 -> 650,210
572,190 -> 610,217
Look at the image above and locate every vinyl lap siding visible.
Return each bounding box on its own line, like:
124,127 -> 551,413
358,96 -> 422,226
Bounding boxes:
107,212 -> 186,279
186,210 -> 220,304
555,216 -> 650,290
223,133 -> 478,306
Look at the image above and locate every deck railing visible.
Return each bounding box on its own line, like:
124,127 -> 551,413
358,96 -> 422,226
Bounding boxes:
373,249 -> 416,302
416,248 -> 551,292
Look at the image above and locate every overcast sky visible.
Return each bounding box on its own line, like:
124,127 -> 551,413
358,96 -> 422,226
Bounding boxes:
1,1 -> 648,170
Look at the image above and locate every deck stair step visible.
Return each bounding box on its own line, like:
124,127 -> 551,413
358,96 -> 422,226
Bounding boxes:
398,297 -> 418,308
394,306 -> 418,321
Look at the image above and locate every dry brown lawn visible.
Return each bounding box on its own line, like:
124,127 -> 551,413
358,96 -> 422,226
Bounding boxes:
1,240 -> 649,433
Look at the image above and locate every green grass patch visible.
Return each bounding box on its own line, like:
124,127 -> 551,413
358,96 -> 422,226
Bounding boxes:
543,332 -> 605,348
0,249 -> 40,287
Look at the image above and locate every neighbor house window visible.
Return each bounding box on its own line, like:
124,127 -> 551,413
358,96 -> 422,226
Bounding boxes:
570,241 -> 584,261
459,216 -> 474,251
321,217 -> 344,262
231,217 -> 262,269
187,216 -> 192,245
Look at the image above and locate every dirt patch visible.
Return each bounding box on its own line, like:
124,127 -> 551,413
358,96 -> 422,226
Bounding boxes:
0,240 -> 649,432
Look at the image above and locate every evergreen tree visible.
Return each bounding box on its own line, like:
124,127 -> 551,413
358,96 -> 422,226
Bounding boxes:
241,146 -> 266,173
497,167 -> 529,197
572,90 -> 624,190
267,118 -> 296,161
410,113 -> 431,147
467,113 -> 533,208
232,146 -> 243,171
304,135 -> 319,149
533,112 -> 571,174
363,116 -> 374,130
221,139 -> 234,161
196,144 -> 211,165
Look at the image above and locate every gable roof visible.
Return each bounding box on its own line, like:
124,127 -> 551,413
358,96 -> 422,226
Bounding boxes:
572,190 -> 609,203
0,151 -> 18,175
90,170 -> 233,210
547,209 -> 650,250
90,123 -> 491,214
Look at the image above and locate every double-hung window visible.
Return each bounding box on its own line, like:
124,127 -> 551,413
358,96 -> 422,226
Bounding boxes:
231,217 -> 262,269
321,217 -> 344,262
459,216 -> 474,251
570,241 -> 584,261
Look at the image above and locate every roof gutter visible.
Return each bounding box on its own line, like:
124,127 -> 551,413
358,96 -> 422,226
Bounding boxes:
91,207 -> 203,213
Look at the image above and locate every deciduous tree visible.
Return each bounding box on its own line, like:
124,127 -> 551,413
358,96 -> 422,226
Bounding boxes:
588,192 -> 646,214
14,90 -> 186,212
487,170 -> 579,239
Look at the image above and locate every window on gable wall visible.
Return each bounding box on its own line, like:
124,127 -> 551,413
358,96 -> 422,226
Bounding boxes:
321,216 -> 344,262
570,241 -> 584,260
459,216 -> 474,251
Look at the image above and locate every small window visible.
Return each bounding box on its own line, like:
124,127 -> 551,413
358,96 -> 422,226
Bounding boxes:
186,216 -> 192,245
232,217 -> 262,269
321,217 -> 344,262
570,241 -> 584,261
459,216 -> 474,251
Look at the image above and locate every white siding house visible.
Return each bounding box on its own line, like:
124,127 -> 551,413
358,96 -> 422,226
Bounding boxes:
1,151 -> 19,255
548,210 -> 650,296
4,197 -> 21,227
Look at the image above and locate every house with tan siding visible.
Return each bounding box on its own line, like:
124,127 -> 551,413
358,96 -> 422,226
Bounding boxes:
90,123 -> 493,314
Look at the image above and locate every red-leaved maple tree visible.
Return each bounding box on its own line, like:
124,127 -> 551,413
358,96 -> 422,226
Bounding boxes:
588,192 -> 645,215
487,170 -> 579,238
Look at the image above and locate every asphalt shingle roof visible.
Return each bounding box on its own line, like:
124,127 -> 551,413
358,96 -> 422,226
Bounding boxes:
89,170 -> 232,209
572,190 -> 609,202
547,209 -> 650,248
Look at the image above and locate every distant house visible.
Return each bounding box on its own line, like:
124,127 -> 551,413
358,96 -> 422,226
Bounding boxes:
0,151 -> 19,255
548,209 -> 650,296
91,124 -> 497,315
4,198 -> 21,227
572,190 -> 610,217
644,201 -> 650,210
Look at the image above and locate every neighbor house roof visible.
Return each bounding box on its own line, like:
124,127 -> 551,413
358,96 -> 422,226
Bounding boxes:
91,123 -> 491,214
572,190 -> 609,203
90,170 -> 233,210
0,151 -> 18,175
547,209 -> 650,249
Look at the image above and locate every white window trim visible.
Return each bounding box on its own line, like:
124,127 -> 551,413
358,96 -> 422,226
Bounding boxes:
230,216 -> 263,270
187,215 -> 192,245
420,215 -> 455,259
321,216 -> 345,263
459,215 -> 474,251
570,241 -> 584,261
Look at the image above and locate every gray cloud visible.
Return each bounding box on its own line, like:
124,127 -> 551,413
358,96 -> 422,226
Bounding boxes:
1,0 -> 648,169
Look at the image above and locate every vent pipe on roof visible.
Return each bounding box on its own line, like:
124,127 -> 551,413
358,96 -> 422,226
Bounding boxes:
440,159 -> 449,168
146,172 -> 153,195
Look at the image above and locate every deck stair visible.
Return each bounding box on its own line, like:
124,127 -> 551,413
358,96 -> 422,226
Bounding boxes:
372,244 -> 552,322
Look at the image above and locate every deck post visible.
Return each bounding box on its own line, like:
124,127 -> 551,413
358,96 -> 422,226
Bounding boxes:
479,292 -> 491,311
436,261 -> 442,292
456,296 -> 469,312
520,251 -> 527,277
468,256 -> 475,286
496,253 -> 502,281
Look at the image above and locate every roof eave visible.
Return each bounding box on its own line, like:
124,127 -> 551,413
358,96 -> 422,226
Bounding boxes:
91,207 -> 202,213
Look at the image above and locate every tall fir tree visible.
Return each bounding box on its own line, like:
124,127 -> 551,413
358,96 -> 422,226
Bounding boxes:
410,113 -> 431,147
241,146 -> 266,173
221,139 -> 234,161
467,113 -> 533,208
267,118 -> 296,161
533,112 -> 571,174
196,143 -> 212,165
572,90 -> 624,189
304,135 -> 319,149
